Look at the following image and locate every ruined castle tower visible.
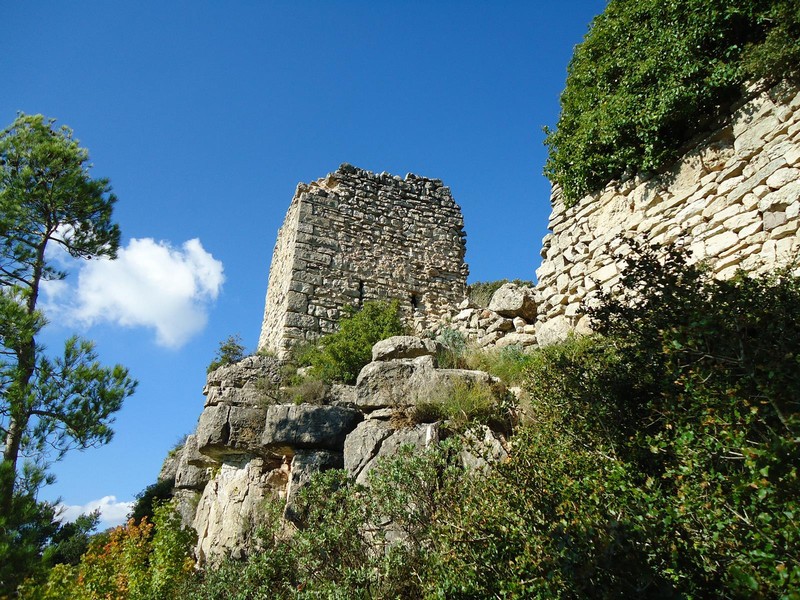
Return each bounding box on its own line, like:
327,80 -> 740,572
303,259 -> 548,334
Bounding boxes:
258,163 -> 469,357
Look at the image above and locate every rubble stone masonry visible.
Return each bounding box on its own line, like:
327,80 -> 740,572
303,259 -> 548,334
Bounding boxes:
534,82 -> 800,344
258,164 -> 469,357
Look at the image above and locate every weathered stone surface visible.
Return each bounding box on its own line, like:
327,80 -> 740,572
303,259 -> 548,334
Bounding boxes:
175,435 -> 211,490
261,404 -> 362,452
284,450 -> 343,522
193,455 -> 290,565
195,404 -> 267,460
433,368 -> 506,398
172,489 -> 203,528
326,383 -> 357,405
204,355 -> 284,407
158,447 -> 181,482
533,81 -> 800,339
486,318 -> 514,334
344,420 -> 439,485
371,335 -> 437,362
494,332 -> 538,348
355,355 -> 436,409
488,283 -> 538,321
535,316 -> 572,347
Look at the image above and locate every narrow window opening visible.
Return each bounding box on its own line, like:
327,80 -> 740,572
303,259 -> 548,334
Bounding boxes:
410,293 -> 419,310
358,280 -> 365,305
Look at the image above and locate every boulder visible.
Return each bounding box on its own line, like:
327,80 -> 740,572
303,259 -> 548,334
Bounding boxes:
486,317 -> 514,334
193,455 -> 290,566
326,383 -> 357,405
371,335 -> 438,362
495,332 -> 538,349
343,419 -> 394,481
433,368 -> 507,399
355,355 -> 436,409
535,315 -> 572,347
175,435 -> 212,490
488,283 -> 538,321
460,426 -> 510,470
204,355 -> 283,407
195,404 -> 267,460
158,447 -> 181,482
261,404 -> 362,452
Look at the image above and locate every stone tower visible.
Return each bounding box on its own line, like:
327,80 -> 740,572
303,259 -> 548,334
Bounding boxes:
258,163 -> 469,357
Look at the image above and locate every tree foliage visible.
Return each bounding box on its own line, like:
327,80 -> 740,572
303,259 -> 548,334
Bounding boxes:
0,113 -> 136,593
544,0 -> 800,204
23,502 -> 196,600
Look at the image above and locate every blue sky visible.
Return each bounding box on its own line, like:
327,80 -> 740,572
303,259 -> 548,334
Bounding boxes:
2,1 -> 606,527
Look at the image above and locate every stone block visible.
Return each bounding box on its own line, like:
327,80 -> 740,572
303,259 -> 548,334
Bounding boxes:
488,283 -> 538,321
371,336 -> 438,362
261,404 -> 362,452
195,404 -> 267,460
355,355 -> 436,409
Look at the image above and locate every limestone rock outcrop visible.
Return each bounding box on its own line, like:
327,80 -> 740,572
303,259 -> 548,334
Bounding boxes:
371,335 -> 438,362
177,336 -> 509,565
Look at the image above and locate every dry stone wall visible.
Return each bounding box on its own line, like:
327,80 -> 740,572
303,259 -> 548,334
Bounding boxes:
534,82 -> 800,343
258,164 -> 469,357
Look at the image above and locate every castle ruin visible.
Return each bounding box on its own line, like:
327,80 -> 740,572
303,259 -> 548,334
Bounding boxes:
257,163 -> 469,357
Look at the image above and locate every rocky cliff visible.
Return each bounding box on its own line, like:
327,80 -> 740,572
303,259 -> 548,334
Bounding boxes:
169,337 -> 509,565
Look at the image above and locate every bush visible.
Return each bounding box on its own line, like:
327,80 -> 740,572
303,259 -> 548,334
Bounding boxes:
433,326 -> 468,369
207,334 -> 246,373
26,502 -> 196,600
545,0 -> 800,204
129,478 -> 175,524
303,300 -> 405,384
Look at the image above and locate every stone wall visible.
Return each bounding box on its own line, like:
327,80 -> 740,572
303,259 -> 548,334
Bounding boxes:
534,82 -> 800,343
258,164 -> 469,357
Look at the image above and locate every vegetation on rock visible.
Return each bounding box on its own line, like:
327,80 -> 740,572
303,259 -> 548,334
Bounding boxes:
299,300 -> 406,384
467,279 -> 533,308
544,0 -> 800,204
23,502 -> 196,599
206,334 -> 246,373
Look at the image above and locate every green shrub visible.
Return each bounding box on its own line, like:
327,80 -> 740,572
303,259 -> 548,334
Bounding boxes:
281,378 -> 329,405
414,379 -> 507,431
26,502 -> 196,600
303,300 -> 405,384
129,478 -> 175,524
433,326 -> 467,369
207,334 -> 246,373
545,0 -> 800,204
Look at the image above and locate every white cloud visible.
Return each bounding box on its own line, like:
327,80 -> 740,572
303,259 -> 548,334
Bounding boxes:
44,237 -> 224,348
57,495 -> 134,529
